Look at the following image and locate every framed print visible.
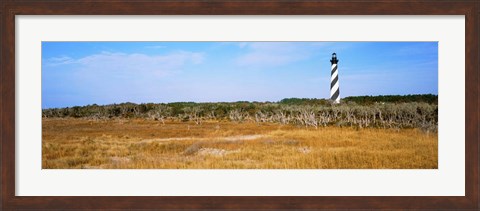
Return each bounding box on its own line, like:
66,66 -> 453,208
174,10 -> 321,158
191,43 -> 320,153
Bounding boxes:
1,0 -> 478,210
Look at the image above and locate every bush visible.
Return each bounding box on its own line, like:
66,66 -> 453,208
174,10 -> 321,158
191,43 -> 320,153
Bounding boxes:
42,95 -> 438,131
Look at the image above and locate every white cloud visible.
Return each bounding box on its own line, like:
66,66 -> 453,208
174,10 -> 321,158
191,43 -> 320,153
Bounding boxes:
46,50 -> 204,77
395,42 -> 438,56
237,42 -> 248,48
235,42 -> 316,67
43,50 -> 206,105
145,45 -> 167,49
45,56 -> 75,66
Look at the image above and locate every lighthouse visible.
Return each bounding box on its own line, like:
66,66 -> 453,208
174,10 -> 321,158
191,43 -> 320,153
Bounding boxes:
330,53 -> 340,104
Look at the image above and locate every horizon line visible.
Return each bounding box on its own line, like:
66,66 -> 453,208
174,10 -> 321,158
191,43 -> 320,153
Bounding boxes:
42,94 -> 438,109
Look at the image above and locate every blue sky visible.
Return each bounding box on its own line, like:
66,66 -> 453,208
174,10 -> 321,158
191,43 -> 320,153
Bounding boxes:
42,42 -> 438,108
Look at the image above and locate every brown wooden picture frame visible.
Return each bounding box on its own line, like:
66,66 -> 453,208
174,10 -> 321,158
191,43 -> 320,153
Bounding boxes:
1,0 -> 479,210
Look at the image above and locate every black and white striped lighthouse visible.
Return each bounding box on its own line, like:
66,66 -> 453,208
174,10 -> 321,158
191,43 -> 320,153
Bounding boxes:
330,53 -> 340,104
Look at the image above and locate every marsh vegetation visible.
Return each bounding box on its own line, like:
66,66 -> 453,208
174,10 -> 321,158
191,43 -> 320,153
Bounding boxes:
42,95 -> 438,169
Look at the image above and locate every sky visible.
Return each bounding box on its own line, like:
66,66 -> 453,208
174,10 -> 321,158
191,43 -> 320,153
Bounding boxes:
42,42 -> 438,108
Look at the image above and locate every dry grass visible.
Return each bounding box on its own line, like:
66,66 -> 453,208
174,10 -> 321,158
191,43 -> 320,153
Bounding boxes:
42,118 -> 437,169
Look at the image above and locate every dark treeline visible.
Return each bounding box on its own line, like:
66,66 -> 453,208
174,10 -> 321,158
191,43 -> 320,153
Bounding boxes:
42,94 -> 438,132
343,94 -> 438,104
278,94 -> 437,105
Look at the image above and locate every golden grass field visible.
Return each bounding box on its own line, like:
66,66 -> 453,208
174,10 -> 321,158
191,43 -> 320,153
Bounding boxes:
42,118 -> 437,169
